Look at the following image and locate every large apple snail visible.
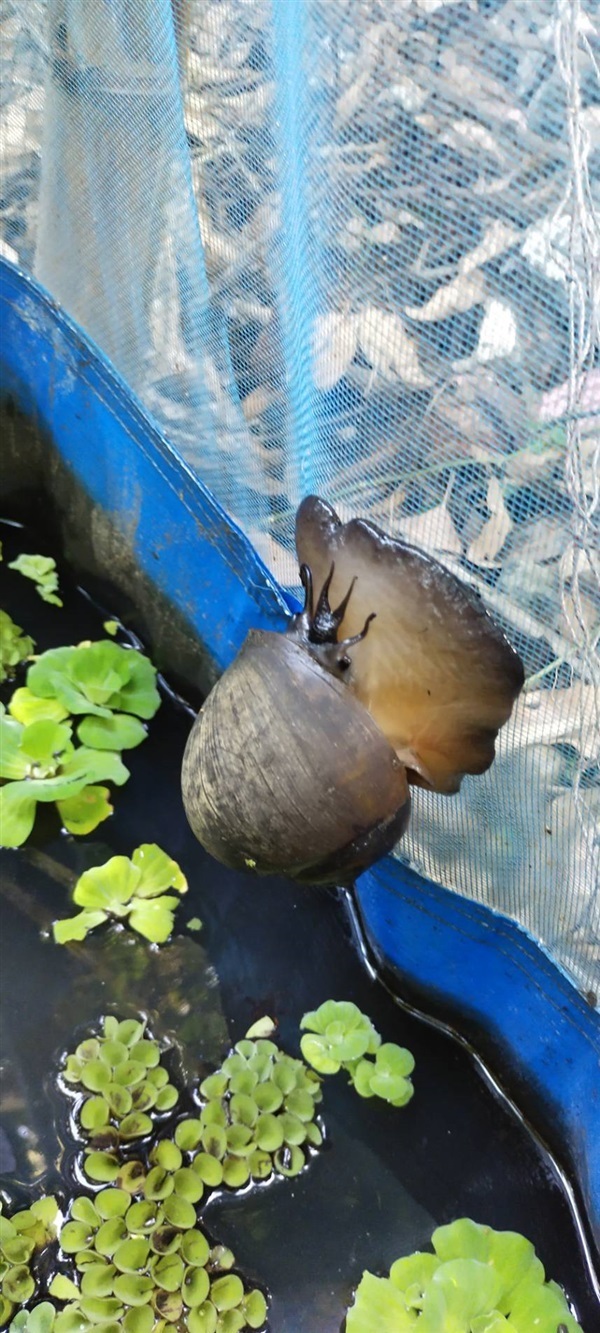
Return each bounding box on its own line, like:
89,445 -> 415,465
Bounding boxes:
181,496 -> 524,885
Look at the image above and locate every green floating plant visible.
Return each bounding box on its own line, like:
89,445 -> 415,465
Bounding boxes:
8,554 -> 62,606
53,1187 -> 267,1332
25,641 -> 160,723
300,1000 -> 415,1108
0,709 -> 128,847
9,1303 -> 58,1333
0,609 -> 35,683
60,1017 -> 179,1179
53,845 -> 189,946
0,1197 -> 59,1325
345,1217 -> 583,1333
174,1028 -> 324,1191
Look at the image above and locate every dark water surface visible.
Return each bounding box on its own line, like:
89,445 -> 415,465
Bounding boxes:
0,518 -> 598,1330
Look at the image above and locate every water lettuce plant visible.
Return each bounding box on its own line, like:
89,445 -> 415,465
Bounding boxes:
0,709 -> 128,845
345,1217 -> 583,1332
0,1197 -> 59,1324
7,553 -> 62,606
300,1000 -> 415,1108
0,609 -> 35,682
25,641 -> 160,721
173,1030 -> 324,1188
53,845 -> 189,945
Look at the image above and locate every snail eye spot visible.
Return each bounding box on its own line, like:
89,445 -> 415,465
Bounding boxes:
339,656 -> 351,672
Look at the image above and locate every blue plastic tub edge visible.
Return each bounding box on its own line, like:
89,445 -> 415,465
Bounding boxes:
1,257 -> 598,1252
0,258 -> 292,675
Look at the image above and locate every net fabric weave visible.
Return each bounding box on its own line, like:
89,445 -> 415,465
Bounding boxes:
1,0 -> 598,993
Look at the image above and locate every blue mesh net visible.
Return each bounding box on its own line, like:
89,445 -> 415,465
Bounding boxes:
2,0 -> 599,992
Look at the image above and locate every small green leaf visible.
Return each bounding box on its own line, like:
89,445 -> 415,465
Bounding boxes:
84,1151 -> 120,1183
242,1289 -> 268,1329
180,1231 -> 210,1268
187,917 -> 202,932
191,1154 -> 223,1188
78,1296 -> 124,1322
122,1311 -> 154,1333
187,1305 -> 217,1333
151,1141 -> 182,1173
131,844 -> 187,898
77,713 -> 147,751
127,898 -> 179,945
174,1120 -> 203,1153
244,1017 -> 276,1040
9,687 -> 68,725
95,1189 -> 131,1221
173,1168 -> 204,1204
299,1033 -> 341,1076
93,1218 -> 128,1257
161,1195 -> 197,1231
103,621 -> 120,637
57,785 -> 114,836
346,1270 -> 414,1332
113,1236 -> 150,1273
74,858 -> 141,911
118,1111 -> 153,1139
8,553 -> 62,605
221,1158 -> 250,1189
182,1265 -> 210,1307
151,1252 -> 185,1292
59,1219 -> 95,1253
0,782 -> 37,847
70,1197 -> 100,1228
155,1084 -> 179,1113
79,1094 -> 111,1130
144,1167 -> 175,1202
81,1263 -> 117,1298
210,1274 -> 244,1312
274,1144 -> 305,1177
0,611 -> 35,683
124,1201 -> 158,1233
53,910 -> 107,944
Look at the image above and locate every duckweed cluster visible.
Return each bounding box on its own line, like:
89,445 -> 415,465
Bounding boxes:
60,1018 -> 179,1182
0,1198 -> 59,1325
300,1000 -> 415,1108
175,1036 -> 324,1187
54,1188 -> 267,1332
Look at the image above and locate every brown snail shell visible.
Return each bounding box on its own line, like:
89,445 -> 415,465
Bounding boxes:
181,627 -> 410,886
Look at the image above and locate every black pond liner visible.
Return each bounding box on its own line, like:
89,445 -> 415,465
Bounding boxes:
0,518 -> 598,1332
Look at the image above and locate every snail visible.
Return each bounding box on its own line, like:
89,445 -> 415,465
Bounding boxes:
181,495 -> 524,885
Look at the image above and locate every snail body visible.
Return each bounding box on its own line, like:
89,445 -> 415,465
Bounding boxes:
182,496 -> 524,886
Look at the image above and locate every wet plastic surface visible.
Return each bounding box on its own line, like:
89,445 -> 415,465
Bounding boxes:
0,519 -> 598,1330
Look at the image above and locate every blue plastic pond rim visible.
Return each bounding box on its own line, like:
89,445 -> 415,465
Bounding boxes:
1,256 -> 599,1263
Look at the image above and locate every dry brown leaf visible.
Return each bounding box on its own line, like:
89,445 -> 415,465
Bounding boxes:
398,498 -> 462,557
467,477 -> 512,566
358,306 -> 430,387
312,313 -> 358,391
459,220 -> 519,276
406,271 -> 486,323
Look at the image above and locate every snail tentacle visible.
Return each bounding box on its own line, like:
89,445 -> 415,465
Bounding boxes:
289,561 -> 376,678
